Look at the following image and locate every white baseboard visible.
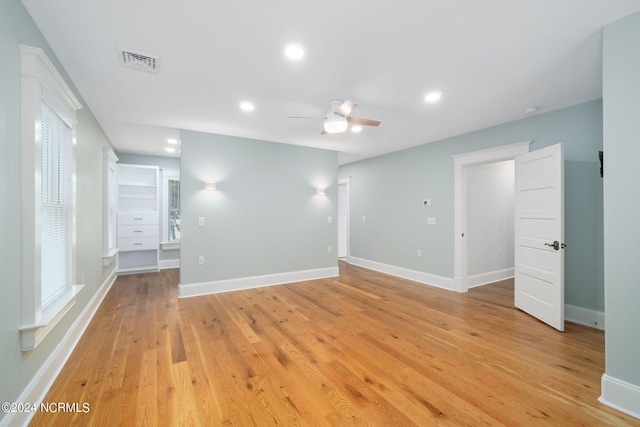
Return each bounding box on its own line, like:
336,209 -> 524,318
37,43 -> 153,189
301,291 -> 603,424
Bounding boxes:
565,304 -> 605,330
599,374 -> 640,420
159,258 -> 180,270
467,268 -> 514,288
346,256 -> 458,292
178,266 -> 339,298
2,269 -> 118,427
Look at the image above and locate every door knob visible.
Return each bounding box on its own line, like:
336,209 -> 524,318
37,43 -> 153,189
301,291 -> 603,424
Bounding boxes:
544,241 -> 566,251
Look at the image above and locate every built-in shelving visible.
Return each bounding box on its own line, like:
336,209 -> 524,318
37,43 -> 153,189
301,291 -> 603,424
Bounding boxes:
117,164 -> 159,274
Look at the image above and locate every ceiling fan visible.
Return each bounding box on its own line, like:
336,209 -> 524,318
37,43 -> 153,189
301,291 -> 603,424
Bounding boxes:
289,99 -> 381,134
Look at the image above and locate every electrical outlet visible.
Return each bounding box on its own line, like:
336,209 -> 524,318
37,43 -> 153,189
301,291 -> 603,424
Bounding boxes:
423,199 -> 431,207
328,246 -> 332,254
328,216 -> 332,224
198,256 -> 204,265
81,273 -> 85,284
417,249 -> 422,257
362,215 -> 366,222
198,216 -> 205,226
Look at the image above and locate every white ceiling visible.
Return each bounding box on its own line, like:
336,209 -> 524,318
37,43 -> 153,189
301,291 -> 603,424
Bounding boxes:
21,0 -> 640,164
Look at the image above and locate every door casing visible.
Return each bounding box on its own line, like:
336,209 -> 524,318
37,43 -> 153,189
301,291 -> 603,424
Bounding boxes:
452,141 -> 531,292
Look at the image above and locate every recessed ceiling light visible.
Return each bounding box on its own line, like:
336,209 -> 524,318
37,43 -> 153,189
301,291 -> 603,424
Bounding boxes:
165,147 -> 176,153
524,106 -> 540,115
284,43 -> 305,60
351,125 -> 363,133
424,91 -> 443,103
167,138 -> 179,145
240,101 -> 255,112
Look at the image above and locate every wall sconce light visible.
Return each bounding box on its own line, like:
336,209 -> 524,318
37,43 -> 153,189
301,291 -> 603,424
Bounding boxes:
203,181 -> 217,191
316,187 -> 326,196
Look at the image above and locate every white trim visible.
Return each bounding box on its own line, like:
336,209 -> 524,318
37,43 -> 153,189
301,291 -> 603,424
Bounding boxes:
337,180 -> 351,258
466,268 -> 514,288
103,148 -> 119,261
19,285 -> 84,351
20,45 -> 82,351
117,266 -> 160,275
178,266 -> 339,298
452,141 -> 531,292
1,270 -> 117,427
159,259 -> 180,270
161,168 -> 180,246
19,45 -> 82,114
160,241 -> 180,250
565,304 -> 605,330
451,141 -> 532,166
102,248 -> 119,267
599,374 -> 640,420
347,256 -> 460,292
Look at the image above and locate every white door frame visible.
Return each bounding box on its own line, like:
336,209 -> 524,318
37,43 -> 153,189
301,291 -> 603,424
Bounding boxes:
452,141 -> 531,292
338,177 -> 351,259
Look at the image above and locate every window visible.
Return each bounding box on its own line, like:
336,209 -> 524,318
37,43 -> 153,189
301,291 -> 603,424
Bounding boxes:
161,169 -> 180,249
19,45 -> 82,351
40,102 -> 74,308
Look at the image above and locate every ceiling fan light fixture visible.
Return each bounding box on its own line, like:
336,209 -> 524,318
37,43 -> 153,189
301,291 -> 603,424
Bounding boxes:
324,116 -> 348,133
351,125 -> 363,133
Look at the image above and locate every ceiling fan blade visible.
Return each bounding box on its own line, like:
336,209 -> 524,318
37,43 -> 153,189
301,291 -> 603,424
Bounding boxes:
288,115 -> 326,119
335,100 -> 357,117
347,116 -> 381,127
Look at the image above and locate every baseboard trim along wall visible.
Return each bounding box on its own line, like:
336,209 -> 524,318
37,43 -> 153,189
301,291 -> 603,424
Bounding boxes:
347,256 -> 458,292
178,266 -> 340,298
159,259 -> 180,270
2,269 -> 118,427
565,304 -> 605,330
467,268 -> 514,288
599,374 -> 640,420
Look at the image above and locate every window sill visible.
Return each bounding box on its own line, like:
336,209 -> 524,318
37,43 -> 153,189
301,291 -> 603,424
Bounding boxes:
103,248 -> 120,267
19,284 -> 84,351
161,241 -> 180,250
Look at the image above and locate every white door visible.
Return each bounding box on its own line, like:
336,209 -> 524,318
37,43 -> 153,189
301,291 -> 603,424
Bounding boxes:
514,143 -> 565,331
338,182 -> 349,258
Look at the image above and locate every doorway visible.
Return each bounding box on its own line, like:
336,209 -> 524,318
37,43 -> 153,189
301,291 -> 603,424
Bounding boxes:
466,160 -> 515,287
452,141 -> 531,292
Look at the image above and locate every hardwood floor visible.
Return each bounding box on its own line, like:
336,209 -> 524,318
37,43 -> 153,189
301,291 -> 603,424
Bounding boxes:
31,262 -> 638,426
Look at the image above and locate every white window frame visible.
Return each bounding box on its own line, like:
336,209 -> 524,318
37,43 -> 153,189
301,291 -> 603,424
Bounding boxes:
19,45 -> 83,351
103,148 -> 119,266
161,168 -> 180,250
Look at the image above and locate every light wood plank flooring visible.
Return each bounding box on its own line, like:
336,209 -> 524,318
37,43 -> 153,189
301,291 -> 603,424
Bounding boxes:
31,262 -> 638,426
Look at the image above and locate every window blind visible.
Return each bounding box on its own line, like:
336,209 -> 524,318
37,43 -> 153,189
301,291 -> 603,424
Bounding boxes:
40,102 -> 73,309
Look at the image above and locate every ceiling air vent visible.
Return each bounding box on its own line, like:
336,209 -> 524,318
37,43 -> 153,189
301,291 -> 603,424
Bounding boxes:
118,47 -> 159,73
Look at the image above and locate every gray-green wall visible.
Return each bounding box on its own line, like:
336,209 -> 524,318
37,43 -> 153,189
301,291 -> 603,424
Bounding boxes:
117,153 -> 181,262
602,10 -> 640,414
340,100 -> 604,311
0,0 -> 116,423
179,130 -> 338,286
